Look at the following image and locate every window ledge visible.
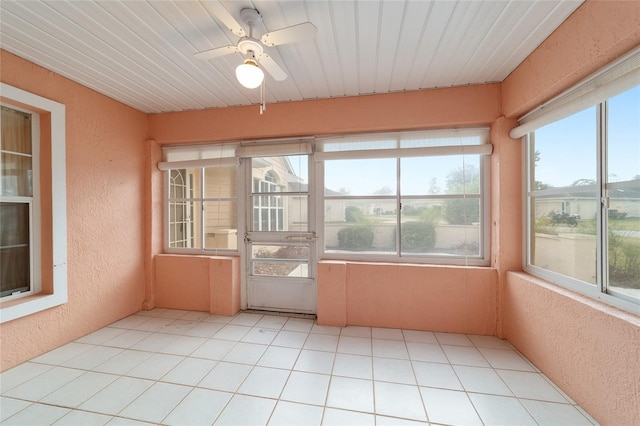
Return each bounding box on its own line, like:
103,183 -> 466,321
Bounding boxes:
0,285 -> 67,324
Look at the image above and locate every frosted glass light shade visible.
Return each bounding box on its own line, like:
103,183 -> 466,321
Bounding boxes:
236,61 -> 264,89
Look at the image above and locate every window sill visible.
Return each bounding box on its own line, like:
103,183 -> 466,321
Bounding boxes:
0,288 -> 67,324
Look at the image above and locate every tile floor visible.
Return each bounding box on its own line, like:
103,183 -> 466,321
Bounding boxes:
1,309 -> 599,425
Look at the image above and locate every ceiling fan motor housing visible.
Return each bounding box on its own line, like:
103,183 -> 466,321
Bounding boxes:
239,8 -> 262,29
238,38 -> 263,57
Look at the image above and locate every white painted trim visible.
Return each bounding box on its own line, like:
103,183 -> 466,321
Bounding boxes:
0,83 -> 67,323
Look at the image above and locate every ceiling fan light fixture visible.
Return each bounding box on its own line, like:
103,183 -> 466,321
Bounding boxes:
236,59 -> 264,89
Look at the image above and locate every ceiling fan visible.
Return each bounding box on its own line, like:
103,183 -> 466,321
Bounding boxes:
195,3 -> 317,90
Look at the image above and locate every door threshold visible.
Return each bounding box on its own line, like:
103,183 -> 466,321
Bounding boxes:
243,309 -> 317,320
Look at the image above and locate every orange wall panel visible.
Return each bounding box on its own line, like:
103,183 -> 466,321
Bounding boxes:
154,255 -> 210,311
148,84 -> 502,144
502,0 -> 640,118
0,50 -> 148,370
154,254 -> 240,316
503,272 -> 640,426
318,262 -> 497,335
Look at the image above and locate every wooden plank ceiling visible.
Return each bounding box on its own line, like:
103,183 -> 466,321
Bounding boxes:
0,0 -> 583,113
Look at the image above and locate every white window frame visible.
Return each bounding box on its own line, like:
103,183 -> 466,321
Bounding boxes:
0,105 -> 40,299
168,169 -> 194,248
316,129 -> 492,266
161,144 -> 239,254
0,83 -> 67,323
518,48 -> 640,312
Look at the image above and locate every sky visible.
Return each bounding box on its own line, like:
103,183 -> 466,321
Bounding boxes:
536,85 -> 639,187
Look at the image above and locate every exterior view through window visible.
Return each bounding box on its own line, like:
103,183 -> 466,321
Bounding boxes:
526,84 -> 640,306
163,129 -> 491,268
318,129 -> 490,265
167,165 -> 237,251
0,106 -> 35,299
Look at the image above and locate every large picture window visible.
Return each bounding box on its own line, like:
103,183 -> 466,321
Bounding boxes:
525,84 -> 639,307
317,129 -> 491,265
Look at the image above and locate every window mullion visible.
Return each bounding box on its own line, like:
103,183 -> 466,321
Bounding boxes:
397,157 -> 401,257
597,101 -> 608,295
199,168 -> 205,251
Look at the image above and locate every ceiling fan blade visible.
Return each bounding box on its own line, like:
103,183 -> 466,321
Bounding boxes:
261,22 -> 317,47
256,52 -> 288,81
203,1 -> 245,37
194,45 -> 238,60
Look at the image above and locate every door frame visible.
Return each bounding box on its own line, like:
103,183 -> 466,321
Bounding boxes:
239,152 -> 318,314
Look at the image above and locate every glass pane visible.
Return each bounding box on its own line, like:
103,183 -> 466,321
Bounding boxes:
251,244 -> 310,277
607,85 -> 640,183
168,200 -> 199,249
1,106 -> 32,154
324,158 -> 397,196
250,194 -> 308,232
401,156 -> 480,196
607,186 -> 640,301
252,244 -> 310,260
251,155 -> 308,192
533,106 -> 597,189
204,200 -> 237,250
401,198 -> 480,256
1,152 -> 32,196
324,198 -> 397,253
530,194 -> 597,285
252,261 -> 309,277
204,166 -> 237,198
0,202 -> 30,296
169,168 -> 201,199
607,85 -> 640,301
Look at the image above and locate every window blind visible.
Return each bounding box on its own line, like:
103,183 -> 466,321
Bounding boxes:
158,143 -> 238,170
235,140 -> 313,158
314,128 -> 491,161
510,46 -> 640,139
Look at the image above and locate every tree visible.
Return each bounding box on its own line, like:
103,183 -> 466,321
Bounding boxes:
373,186 -> 393,195
443,164 -> 480,225
428,178 -> 440,194
534,150 -> 553,190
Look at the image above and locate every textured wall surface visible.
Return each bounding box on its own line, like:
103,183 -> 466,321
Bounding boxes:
318,261 -> 497,335
148,83 -> 502,144
502,0 -> 640,118
503,272 -> 640,426
0,50 -> 148,370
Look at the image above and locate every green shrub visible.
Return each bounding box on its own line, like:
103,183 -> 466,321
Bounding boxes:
344,206 -> 364,222
337,225 -> 374,250
400,221 -> 436,252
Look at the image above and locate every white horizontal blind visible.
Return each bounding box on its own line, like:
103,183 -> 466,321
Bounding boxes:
236,141 -> 313,158
158,143 -> 238,170
315,128 -> 491,161
511,46 -> 640,139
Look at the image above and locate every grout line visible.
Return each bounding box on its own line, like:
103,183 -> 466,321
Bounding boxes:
1,308 -> 601,426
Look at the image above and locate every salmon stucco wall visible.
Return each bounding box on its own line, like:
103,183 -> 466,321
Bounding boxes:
154,254 -> 240,316
503,272 -> 640,426
0,50 -> 148,371
498,2 -> 640,424
148,83 -> 501,144
318,262 -> 497,335
502,0 -> 640,118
